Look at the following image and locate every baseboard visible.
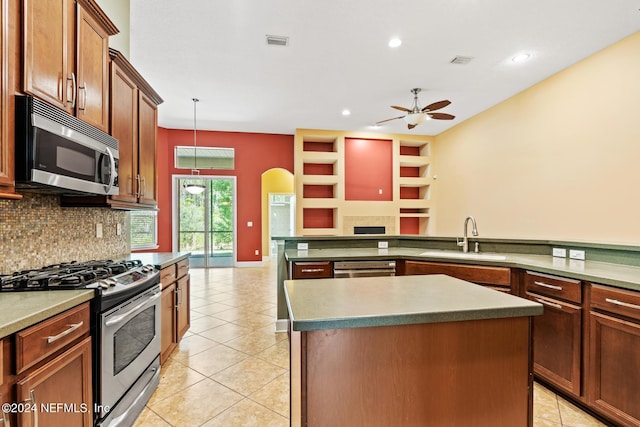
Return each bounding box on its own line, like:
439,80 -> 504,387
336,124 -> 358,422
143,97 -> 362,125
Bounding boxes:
275,319 -> 289,333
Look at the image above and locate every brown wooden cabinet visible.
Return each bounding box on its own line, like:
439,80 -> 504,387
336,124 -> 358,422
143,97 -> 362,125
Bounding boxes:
22,0 -> 117,132
0,337 -> 13,426
107,49 -> 162,209
0,0 -> 20,198
402,260 -> 511,292
160,258 -> 190,364
16,337 -> 92,426
588,283 -> 640,426
525,271 -> 582,397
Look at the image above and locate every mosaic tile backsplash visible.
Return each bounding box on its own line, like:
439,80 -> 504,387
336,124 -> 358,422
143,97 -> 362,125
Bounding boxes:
0,193 -> 130,274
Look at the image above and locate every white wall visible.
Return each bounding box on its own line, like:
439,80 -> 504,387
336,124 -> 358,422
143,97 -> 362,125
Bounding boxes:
432,32 -> 640,245
96,0 -> 130,58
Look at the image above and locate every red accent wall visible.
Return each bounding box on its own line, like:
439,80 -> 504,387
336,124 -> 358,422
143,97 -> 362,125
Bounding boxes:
344,138 -> 392,201
149,128 -> 294,262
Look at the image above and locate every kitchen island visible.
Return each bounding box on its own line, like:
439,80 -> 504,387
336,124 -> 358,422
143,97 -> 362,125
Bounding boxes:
285,274 -> 543,427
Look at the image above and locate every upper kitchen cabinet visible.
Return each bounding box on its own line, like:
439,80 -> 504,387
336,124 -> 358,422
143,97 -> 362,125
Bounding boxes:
108,49 -> 162,209
0,0 -> 20,198
22,0 -> 118,132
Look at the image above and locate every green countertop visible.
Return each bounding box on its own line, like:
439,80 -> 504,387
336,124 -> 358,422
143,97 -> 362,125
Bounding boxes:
284,247 -> 640,293
285,274 -> 543,331
128,252 -> 191,269
0,290 -> 95,338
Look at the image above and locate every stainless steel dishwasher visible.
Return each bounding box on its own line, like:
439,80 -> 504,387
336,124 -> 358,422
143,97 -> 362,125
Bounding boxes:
333,260 -> 396,278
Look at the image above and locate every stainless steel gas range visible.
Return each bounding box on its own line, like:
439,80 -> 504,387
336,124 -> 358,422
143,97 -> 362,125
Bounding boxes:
1,259 -> 162,427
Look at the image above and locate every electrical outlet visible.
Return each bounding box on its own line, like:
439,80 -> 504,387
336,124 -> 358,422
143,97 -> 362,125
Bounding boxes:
116,223 -> 122,236
378,241 -> 388,249
255,249 -> 259,256
552,248 -> 566,258
297,243 -> 309,250
569,249 -> 586,260
96,223 -> 103,238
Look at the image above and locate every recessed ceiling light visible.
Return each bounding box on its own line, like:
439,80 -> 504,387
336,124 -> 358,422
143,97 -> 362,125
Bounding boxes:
512,53 -> 531,63
388,38 -> 402,48
342,109 -> 351,116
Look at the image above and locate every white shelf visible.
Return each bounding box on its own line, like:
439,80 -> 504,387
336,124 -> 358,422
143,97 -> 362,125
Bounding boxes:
399,155 -> 430,168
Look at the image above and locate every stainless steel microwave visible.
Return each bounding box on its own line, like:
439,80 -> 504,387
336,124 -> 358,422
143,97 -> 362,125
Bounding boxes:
15,95 -> 119,195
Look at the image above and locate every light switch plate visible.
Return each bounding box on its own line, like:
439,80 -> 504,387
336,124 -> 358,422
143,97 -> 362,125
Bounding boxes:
378,241 -> 389,249
552,248 -> 566,258
297,243 -> 309,250
569,249 -> 586,260
96,223 -> 103,239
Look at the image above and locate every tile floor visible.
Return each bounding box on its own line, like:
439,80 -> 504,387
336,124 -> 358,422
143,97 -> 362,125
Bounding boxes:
133,259 -> 610,427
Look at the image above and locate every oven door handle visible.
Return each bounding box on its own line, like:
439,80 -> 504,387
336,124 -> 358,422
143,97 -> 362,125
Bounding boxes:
105,292 -> 161,327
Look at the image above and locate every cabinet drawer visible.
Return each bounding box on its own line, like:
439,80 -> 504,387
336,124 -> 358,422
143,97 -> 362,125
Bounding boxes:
525,271 -> 581,304
590,284 -> 640,322
405,261 -> 510,286
177,258 -> 189,279
16,302 -> 90,374
160,265 -> 177,287
292,261 -> 333,279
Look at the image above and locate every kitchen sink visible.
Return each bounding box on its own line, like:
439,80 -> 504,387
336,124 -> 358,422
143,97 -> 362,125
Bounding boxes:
419,251 -> 507,261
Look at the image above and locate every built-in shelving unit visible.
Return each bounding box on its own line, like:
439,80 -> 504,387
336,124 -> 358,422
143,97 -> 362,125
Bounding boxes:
295,129 -> 433,236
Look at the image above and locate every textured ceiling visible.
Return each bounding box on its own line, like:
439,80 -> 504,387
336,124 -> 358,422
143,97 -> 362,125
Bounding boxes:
130,0 -> 640,136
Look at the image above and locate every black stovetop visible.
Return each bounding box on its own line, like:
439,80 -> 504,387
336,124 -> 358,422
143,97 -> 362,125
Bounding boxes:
0,259 -> 143,291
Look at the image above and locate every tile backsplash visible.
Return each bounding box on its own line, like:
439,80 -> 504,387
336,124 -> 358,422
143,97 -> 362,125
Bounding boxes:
0,193 -> 130,274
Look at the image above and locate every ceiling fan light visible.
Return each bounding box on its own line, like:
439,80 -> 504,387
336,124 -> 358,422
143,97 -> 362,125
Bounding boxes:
404,113 -> 427,125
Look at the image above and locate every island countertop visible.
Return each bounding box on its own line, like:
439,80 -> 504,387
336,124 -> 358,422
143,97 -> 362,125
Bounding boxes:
285,274 -> 543,331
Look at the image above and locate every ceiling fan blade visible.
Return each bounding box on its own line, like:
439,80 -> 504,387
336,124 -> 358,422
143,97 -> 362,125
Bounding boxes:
391,105 -> 412,113
376,115 -> 405,125
422,100 -> 451,112
428,112 -> 455,120
408,123 -> 418,130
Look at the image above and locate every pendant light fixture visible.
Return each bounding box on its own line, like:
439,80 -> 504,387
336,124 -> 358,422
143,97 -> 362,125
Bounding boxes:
183,98 -> 206,195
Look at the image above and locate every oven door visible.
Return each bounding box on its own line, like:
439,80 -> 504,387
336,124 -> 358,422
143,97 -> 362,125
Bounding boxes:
100,284 -> 161,415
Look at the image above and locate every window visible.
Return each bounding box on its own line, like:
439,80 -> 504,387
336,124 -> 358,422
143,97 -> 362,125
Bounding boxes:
175,146 -> 235,170
130,211 -> 158,250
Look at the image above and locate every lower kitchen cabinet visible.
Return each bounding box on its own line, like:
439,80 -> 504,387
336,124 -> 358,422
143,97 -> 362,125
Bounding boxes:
1,337 -> 12,426
16,337 -> 92,426
588,284 -> 640,426
402,260 -> 512,292
525,271 -> 583,397
291,261 -> 333,279
160,258 -> 191,364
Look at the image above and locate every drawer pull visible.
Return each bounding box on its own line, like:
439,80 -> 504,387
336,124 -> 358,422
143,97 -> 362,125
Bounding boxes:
24,390 -> 37,427
533,281 -> 563,291
300,268 -> 325,273
605,298 -> 640,311
46,321 -> 84,344
535,298 -> 563,309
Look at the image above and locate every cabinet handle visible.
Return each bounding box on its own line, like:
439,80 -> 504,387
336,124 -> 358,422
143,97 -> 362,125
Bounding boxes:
46,321 -> 84,344
605,298 -> 640,311
535,298 -> 563,310
66,73 -> 77,106
300,268 -> 325,273
533,281 -> 563,291
135,175 -> 141,198
78,82 -> 87,111
175,285 -> 182,308
141,176 -> 146,198
26,390 -> 37,427
0,395 -> 10,427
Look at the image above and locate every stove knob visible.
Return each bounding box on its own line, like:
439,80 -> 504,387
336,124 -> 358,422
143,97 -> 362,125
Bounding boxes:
97,280 -> 110,289
106,278 -> 119,286
142,265 -> 154,273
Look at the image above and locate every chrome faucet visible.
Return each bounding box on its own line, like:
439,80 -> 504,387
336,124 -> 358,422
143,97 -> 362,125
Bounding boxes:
457,216 -> 479,253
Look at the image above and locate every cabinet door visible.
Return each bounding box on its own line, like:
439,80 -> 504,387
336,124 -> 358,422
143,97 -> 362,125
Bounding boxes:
75,3 -> 109,131
160,283 -> 177,364
527,292 -> 582,397
109,62 -> 139,203
0,0 -> 10,189
16,337 -> 92,427
588,311 -> 640,426
403,261 -> 511,288
176,274 -> 190,341
137,91 -> 158,206
23,0 -> 75,112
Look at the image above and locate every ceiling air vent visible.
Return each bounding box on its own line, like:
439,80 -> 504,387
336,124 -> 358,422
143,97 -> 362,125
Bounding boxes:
266,35 -> 289,47
450,56 -> 473,65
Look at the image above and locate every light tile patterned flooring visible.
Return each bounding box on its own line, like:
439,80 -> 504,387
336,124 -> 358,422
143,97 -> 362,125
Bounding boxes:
133,259 -> 610,427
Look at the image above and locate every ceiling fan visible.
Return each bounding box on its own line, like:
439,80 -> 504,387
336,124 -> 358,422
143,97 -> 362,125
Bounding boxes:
376,88 -> 455,129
